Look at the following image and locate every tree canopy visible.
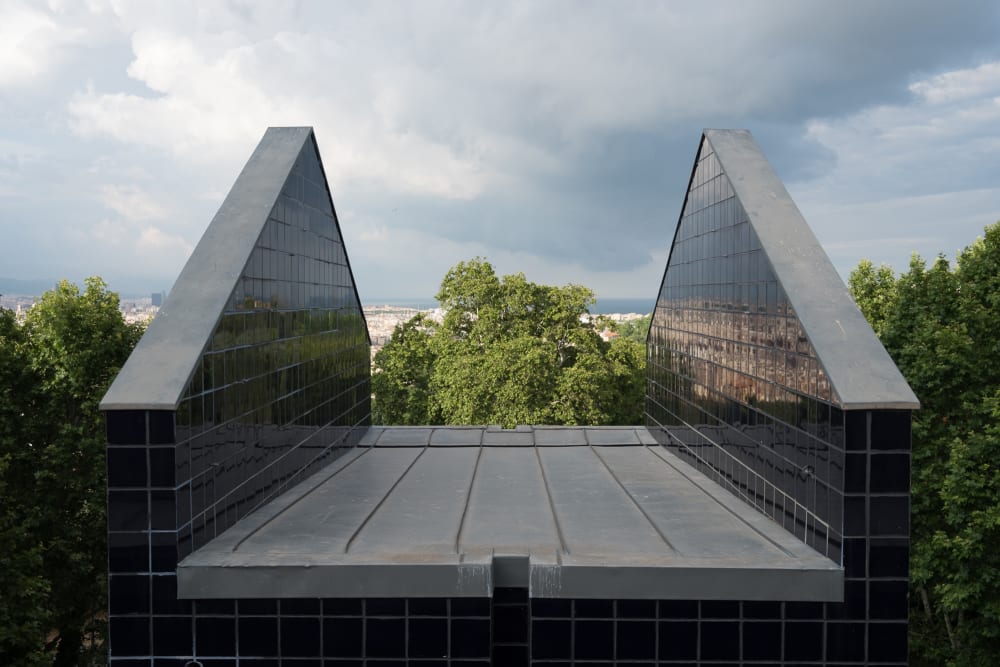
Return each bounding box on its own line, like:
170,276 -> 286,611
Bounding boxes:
373,258 -> 645,427
0,278 -> 143,666
849,223 -> 1000,667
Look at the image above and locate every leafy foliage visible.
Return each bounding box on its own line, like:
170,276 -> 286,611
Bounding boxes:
0,309 -> 51,667
849,224 -> 1000,667
373,258 -> 645,427
616,313 -> 652,344
0,278 -> 143,666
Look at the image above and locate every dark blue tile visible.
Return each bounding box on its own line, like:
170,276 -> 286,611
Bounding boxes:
785,601 -> 824,620
323,617 -> 362,657
152,616 -> 191,657
151,575 -> 190,615
109,532 -> 148,573
826,622 -> 866,661
870,496 -> 909,536
451,598 -> 489,617
742,620 -> 781,661
451,618 -> 490,658
281,598 -> 320,615
658,620 -> 697,660
149,410 -> 175,444
531,620 -> 570,660
868,622 -> 908,661
150,532 -> 177,572
575,599 -> 613,618
407,598 -> 445,616
149,447 -> 175,487
870,538 -> 909,578
845,411 -> 868,451
530,598 -> 571,618
492,604 -> 527,644
280,617 -> 319,657
616,620 -> 655,659
365,618 -> 404,658
407,618 -> 447,658
108,411 -> 147,445
574,619 -> 613,659
110,616 -> 150,656
828,578 -> 867,620
870,580 -> 909,620
364,598 -> 403,616
110,574 -> 149,615
701,600 -> 739,619
870,411 -> 910,451
784,620 -> 823,660
659,600 -> 698,619
195,617 -> 235,657
108,447 -> 147,488
150,490 -> 176,530
109,490 -> 147,531
870,453 -> 909,493
616,599 -> 656,619
742,601 -> 781,619
700,621 -> 739,660
239,599 -> 277,615
322,598 -> 361,616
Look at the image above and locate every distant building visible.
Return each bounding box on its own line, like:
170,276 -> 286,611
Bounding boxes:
101,127 -> 916,666
151,291 -> 166,307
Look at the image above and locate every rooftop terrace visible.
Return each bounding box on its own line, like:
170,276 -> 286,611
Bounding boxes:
178,426 -> 841,601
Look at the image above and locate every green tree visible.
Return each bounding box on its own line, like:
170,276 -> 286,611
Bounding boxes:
849,223 -> 1000,667
0,307 -> 51,666
371,314 -> 438,424
373,258 -> 645,427
616,313 -> 652,344
0,278 -> 143,666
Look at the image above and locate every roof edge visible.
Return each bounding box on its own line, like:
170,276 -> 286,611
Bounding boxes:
704,129 -> 919,410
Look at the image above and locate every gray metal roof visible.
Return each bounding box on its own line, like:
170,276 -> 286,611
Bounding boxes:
101,127 -> 337,411
704,130 -> 919,410
178,426 -> 842,600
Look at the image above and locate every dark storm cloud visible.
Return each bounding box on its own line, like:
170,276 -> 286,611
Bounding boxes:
2,1 -> 1000,296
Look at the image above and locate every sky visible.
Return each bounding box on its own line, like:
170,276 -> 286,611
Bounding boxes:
2,1 -> 1000,302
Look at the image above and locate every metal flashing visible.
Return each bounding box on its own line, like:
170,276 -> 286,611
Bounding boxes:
178,427 -> 842,600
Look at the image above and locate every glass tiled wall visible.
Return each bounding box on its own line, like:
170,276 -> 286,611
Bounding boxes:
173,141 -> 371,556
106,132 -> 371,662
647,138 -> 843,560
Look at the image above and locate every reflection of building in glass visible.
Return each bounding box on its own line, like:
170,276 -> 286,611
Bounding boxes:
102,128 -> 917,665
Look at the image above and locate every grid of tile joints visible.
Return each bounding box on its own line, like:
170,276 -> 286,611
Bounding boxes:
649,135 -> 849,561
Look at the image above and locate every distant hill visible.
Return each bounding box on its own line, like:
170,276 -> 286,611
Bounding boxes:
0,277 -> 60,296
0,277 -> 170,299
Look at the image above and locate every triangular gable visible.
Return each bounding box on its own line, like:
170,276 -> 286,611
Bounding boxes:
651,130 -> 917,410
101,127 -> 369,410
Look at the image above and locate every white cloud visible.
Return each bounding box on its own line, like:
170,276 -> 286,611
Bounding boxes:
0,2 -> 62,86
89,217 -> 128,245
910,61 -> 1000,104
0,0 -> 117,88
67,19 -> 493,199
98,184 -> 165,220
792,61 -> 1000,276
136,225 -> 193,257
